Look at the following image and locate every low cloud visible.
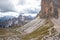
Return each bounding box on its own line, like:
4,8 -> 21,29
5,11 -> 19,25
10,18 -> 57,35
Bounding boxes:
0,0 -> 41,17
0,0 -> 15,12
0,12 -> 19,18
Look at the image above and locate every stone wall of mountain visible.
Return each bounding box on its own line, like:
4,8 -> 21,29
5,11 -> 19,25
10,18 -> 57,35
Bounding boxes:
38,0 -> 60,19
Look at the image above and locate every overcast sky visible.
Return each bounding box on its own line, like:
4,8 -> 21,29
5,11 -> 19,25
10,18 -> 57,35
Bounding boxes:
0,0 -> 41,17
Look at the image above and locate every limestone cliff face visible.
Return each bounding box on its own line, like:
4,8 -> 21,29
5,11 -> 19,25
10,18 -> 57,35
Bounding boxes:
0,0 -> 60,40
39,0 -> 60,18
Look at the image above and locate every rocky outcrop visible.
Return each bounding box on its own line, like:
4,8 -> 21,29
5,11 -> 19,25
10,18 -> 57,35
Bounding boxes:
0,0 -> 60,40
39,0 -> 60,18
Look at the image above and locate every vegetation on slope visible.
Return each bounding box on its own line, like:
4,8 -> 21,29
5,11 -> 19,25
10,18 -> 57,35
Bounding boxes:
22,19 -> 54,40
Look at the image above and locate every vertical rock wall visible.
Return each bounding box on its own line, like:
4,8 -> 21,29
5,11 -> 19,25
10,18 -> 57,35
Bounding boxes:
39,0 -> 59,19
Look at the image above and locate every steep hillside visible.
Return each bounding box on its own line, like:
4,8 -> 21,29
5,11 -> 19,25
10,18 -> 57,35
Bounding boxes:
0,0 -> 60,40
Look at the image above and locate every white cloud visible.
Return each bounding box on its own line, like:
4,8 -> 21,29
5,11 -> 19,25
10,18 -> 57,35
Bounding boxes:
0,12 -> 19,18
0,0 -> 41,12
14,0 -> 41,12
23,13 -> 37,17
0,0 -> 41,17
0,0 -> 15,12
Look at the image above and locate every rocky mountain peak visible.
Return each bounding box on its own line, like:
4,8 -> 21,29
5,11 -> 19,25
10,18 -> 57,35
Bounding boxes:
38,0 -> 60,19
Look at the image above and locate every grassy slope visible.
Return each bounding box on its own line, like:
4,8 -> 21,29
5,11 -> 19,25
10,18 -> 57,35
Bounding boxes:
22,19 -> 54,40
0,19 -> 57,40
0,28 -> 21,38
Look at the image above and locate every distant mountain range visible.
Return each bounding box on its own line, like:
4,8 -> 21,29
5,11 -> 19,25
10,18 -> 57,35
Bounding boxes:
0,16 -> 15,21
0,14 -> 35,28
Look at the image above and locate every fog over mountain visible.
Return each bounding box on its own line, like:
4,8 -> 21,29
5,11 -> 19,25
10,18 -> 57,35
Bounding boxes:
0,0 -> 41,28
0,0 -> 41,18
